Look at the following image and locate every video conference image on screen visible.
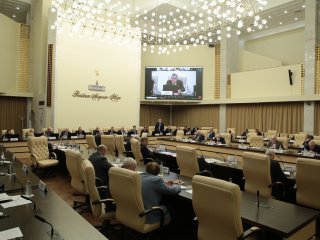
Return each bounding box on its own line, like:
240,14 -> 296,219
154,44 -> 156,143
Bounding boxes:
145,67 -> 203,100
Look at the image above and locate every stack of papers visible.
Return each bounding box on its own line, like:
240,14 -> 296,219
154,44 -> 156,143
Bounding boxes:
0,194 -> 31,209
0,227 -> 23,240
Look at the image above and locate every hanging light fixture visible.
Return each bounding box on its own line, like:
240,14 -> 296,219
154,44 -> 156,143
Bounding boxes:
50,0 -> 268,54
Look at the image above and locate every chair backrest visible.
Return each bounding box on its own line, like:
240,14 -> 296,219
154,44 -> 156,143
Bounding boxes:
267,130 -> 277,135
27,136 -> 49,161
248,129 -> 256,133
246,132 -> 257,143
226,128 -> 236,136
175,130 -> 184,139
109,167 -> 146,232
176,146 -> 199,178
192,176 -> 243,240
313,139 -> 320,145
148,126 -> 155,134
130,138 -> 144,165
22,128 -> 30,140
115,135 -> 126,158
313,135 -> 320,140
80,159 -> 104,218
101,135 -> 116,157
200,127 -> 213,130
86,135 -> 97,149
1,130 -> 7,135
294,133 -> 307,147
296,158 -> 320,210
279,133 -> 288,138
65,149 -> 86,194
219,133 -> 231,144
249,136 -> 264,148
242,152 -> 272,198
277,137 -> 288,149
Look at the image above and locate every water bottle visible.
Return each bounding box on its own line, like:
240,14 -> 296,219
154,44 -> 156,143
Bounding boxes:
25,178 -> 32,197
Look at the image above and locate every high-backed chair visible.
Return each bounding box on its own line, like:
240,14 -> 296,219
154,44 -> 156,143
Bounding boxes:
101,135 -> 116,160
249,136 -> 264,148
114,135 -> 126,158
246,132 -> 257,143
279,133 -> 288,138
242,152 -> 271,198
148,126 -> 155,135
294,133 -> 307,147
175,130 -> 184,139
192,176 -> 264,240
227,127 -> 236,136
85,135 -> 97,153
130,138 -> 145,166
296,158 -> 320,209
267,130 -> 277,136
314,136 -> 320,140
176,146 -> 200,178
80,159 -> 115,225
219,133 -> 231,144
248,129 -> 256,133
313,139 -> 320,146
109,167 -> 168,235
27,136 -> 58,169
65,149 -> 87,209
276,137 -> 289,149
22,128 -> 31,140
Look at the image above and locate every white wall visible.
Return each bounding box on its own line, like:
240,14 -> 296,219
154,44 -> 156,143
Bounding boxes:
53,24 -> 141,130
240,50 -> 282,72
0,14 -> 20,92
141,45 -> 215,101
244,28 -> 304,65
231,64 -> 302,99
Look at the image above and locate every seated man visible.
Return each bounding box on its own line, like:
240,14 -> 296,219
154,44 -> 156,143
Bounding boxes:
193,130 -> 205,142
59,128 -> 70,140
163,73 -> 185,95
212,134 -> 226,144
304,140 -> 320,154
117,126 -> 127,136
240,129 -> 248,138
140,162 -> 181,224
140,126 -> 149,136
44,127 -> 54,137
127,125 -> 138,137
121,158 -> 137,171
88,145 -> 114,198
107,126 -> 116,135
1,129 -> 15,141
302,134 -> 314,148
164,126 -> 173,135
267,136 -> 284,149
207,128 -> 215,139
140,137 -> 155,164
75,127 -> 86,138
255,129 -> 262,136
92,126 -> 102,136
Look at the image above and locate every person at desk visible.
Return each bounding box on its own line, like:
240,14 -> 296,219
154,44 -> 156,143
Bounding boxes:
267,136 -> 284,149
193,130 -> 205,142
92,126 -> 102,136
302,134 -> 314,148
154,118 -> 164,134
117,126 -> 127,136
255,129 -> 262,136
140,162 -> 181,224
75,127 -> 85,138
88,144 -> 114,198
208,128 -> 215,140
141,137 -> 155,164
164,126 -> 173,135
163,73 -> 185,95
107,126 -> 116,135
1,129 -> 15,141
128,125 -> 138,137
303,140 -> 320,154
44,127 -> 54,137
140,126 -> 149,136
59,128 -> 71,140
240,129 -> 248,138
212,134 -> 226,144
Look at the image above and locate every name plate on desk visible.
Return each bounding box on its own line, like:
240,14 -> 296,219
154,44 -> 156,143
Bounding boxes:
70,136 -> 78,139
155,133 -> 160,136
9,138 -> 18,141
49,136 -> 56,140
166,133 -> 171,136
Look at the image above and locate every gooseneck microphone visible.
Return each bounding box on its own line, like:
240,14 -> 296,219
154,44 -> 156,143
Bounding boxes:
34,215 -> 54,238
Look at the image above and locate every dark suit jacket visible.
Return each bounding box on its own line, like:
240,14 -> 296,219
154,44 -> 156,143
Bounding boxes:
141,144 -> 154,164
140,172 -> 181,224
155,122 -> 164,133
208,132 -> 215,139
270,160 -> 287,184
165,80 -> 185,92
117,130 -> 127,136
305,144 -> 320,154
194,133 -> 205,142
75,130 -> 86,137
128,129 -> 138,137
59,131 -> 70,139
213,137 -> 226,144
88,152 -> 113,187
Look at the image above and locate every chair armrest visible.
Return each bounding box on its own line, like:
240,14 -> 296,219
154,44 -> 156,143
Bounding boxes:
49,152 -> 57,159
92,198 -> 115,205
196,170 -> 213,177
30,153 -> 39,168
96,186 -> 108,190
139,206 -> 165,226
239,226 -> 265,240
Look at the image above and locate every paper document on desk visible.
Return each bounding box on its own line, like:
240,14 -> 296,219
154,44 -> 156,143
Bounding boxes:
161,152 -> 176,157
186,190 -> 193,194
205,158 -> 224,164
0,195 -> 31,209
0,227 -> 23,240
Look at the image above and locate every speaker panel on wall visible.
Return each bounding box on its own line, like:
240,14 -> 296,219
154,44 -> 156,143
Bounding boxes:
288,69 -> 293,85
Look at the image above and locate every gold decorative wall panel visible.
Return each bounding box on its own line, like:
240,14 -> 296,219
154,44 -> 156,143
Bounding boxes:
214,44 -> 221,99
17,24 -> 30,92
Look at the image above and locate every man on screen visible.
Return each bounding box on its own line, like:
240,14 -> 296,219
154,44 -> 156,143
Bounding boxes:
164,73 -> 185,95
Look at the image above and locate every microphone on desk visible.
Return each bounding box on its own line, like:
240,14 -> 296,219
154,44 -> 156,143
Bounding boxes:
257,190 -> 260,207
21,195 -> 38,212
34,215 -> 54,238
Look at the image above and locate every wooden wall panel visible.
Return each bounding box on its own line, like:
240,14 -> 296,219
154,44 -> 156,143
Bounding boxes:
140,104 -> 170,127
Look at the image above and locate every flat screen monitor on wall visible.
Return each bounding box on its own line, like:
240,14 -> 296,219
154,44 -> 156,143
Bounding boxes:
145,67 -> 203,100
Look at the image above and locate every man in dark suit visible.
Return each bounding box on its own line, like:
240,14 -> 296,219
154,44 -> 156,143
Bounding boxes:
117,126 -> 127,136
154,118 -> 164,134
59,128 -> 71,139
92,127 -> 102,136
128,125 -> 138,137
44,127 -> 54,138
193,130 -> 205,142
141,137 -> 155,164
163,73 -> 185,95
140,162 -> 181,224
208,128 -> 215,139
267,136 -> 284,149
212,134 -> 226,144
305,140 -> 320,154
107,126 -> 116,135
75,127 -> 86,138
88,145 -> 114,198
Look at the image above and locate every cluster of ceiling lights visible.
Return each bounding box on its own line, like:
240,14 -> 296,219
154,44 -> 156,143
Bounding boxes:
51,0 -> 268,54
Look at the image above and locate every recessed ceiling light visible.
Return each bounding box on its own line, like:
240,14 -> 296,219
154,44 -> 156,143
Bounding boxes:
284,10 -> 288,14
302,5 -> 305,8
12,14 -> 16,18
16,6 -> 20,10
294,17 -> 298,21
279,22 -> 282,25
268,15 -> 271,19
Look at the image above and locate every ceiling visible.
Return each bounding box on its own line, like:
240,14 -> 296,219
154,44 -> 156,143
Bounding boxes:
0,0 -> 306,36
